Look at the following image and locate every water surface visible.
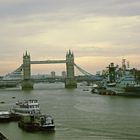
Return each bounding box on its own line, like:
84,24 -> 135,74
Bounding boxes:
0,83 -> 140,140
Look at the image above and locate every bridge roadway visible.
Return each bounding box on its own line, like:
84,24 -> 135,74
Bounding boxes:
30,60 -> 66,64
33,75 -> 102,83
0,75 -> 102,86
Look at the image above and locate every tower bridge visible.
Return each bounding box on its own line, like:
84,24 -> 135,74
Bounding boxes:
22,50 -> 77,89
1,50 -> 102,90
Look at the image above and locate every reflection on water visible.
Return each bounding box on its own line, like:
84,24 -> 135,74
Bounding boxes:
0,83 -> 140,140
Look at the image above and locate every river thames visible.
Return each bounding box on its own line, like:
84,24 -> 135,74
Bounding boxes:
0,83 -> 140,140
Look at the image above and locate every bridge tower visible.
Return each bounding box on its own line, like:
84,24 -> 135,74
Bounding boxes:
65,50 -> 77,88
21,51 -> 33,90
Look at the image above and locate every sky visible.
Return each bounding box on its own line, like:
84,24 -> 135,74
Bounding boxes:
0,0 -> 140,75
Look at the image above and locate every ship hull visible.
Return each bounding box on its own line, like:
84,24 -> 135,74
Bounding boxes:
108,86 -> 140,96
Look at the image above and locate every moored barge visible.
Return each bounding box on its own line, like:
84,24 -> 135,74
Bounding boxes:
18,114 -> 55,132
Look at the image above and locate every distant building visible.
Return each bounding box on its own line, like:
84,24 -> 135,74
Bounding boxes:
62,71 -> 66,78
51,71 -> 55,78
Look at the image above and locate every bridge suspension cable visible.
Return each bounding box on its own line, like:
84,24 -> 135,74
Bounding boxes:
9,64 -> 23,75
14,64 -> 23,73
3,65 -> 23,80
74,63 -> 94,76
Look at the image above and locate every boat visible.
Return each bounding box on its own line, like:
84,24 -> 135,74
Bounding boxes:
83,89 -> 89,91
107,69 -> 140,96
18,114 -> 55,131
0,111 -> 11,122
91,83 -> 106,93
10,99 -> 41,119
91,84 -> 116,95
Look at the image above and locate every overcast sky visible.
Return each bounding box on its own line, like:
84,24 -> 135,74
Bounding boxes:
0,0 -> 140,75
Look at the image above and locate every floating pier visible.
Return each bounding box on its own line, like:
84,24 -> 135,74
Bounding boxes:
91,88 -> 116,95
0,132 -> 8,140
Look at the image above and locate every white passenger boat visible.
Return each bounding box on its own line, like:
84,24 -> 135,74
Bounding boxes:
11,99 -> 41,117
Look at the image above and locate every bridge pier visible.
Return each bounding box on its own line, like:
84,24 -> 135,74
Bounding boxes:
65,50 -> 77,88
21,79 -> 33,90
65,78 -> 77,88
21,51 -> 33,90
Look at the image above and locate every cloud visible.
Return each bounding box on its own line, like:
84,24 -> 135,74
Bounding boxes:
0,0 -> 140,19
0,0 -> 140,74
0,15 -> 139,57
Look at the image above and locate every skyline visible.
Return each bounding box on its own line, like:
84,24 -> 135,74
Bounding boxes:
0,0 -> 140,75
